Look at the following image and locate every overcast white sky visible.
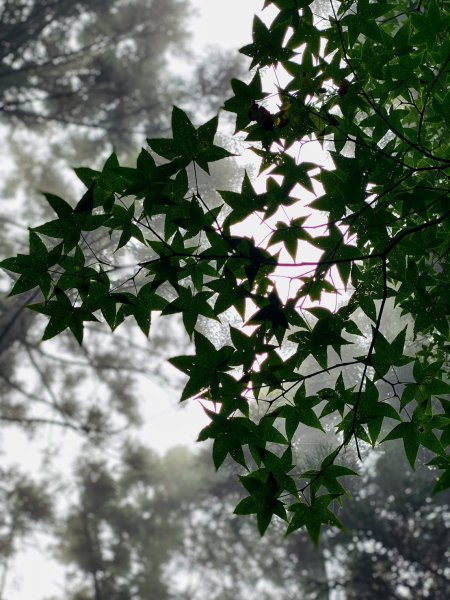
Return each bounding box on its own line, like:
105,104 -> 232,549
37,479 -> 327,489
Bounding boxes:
190,0 -> 262,48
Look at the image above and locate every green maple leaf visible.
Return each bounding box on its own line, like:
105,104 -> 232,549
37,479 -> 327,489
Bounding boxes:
33,187 -> 108,252
113,284 -> 168,336
371,327 -> 411,378
207,270 -> 250,319
301,451 -> 358,497
148,107 -> 234,174
337,380 -> 401,446
161,287 -> 218,337
198,410 -> 257,469
268,216 -> 311,260
0,230 -> 56,297
235,470 -> 287,535
170,332 -> 234,401
223,72 -> 266,132
287,495 -> 344,543
383,416 -> 446,469
280,401 -> 324,440
219,172 -> 264,227
29,289 -> 98,344
247,290 -> 289,339
240,16 -> 294,68
428,457 -> 450,494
